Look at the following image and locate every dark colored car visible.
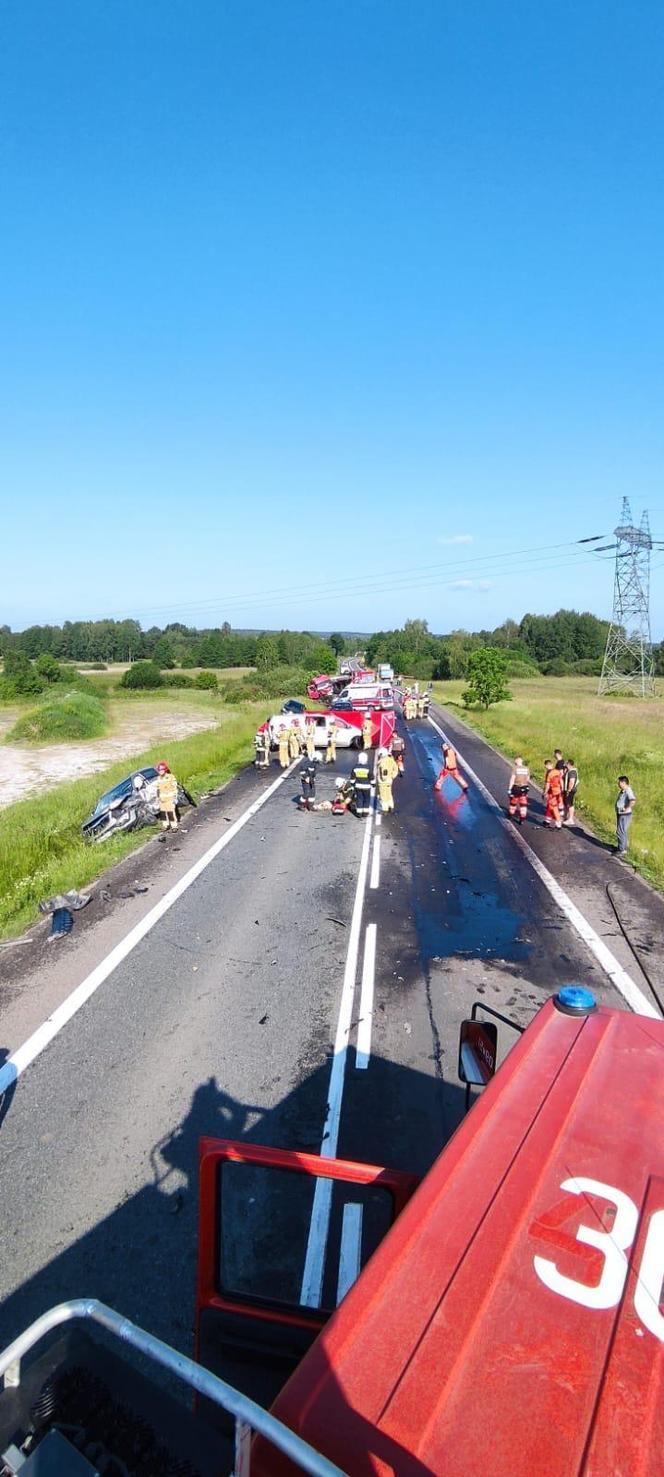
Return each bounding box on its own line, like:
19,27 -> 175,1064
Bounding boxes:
81,767 -> 195,844
282,698 -> 306,714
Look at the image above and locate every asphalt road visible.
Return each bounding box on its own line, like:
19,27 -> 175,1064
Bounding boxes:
1,707 -> 661,1405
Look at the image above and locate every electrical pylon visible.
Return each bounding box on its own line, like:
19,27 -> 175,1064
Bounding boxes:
598,498 -> 655,696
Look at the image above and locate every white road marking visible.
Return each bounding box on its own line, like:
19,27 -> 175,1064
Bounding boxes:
300,801 -> 375,1307
336,1202 -> 363,1304
375,812 -> 381,828
428,715 -> 660,1019
370,835 -> 381,889
356,923 -> 377,1070
0,760 -> 303,1098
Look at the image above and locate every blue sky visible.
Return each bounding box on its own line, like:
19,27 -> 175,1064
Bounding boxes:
2,1 -> 663,635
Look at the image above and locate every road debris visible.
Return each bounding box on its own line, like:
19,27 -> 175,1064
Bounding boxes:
48,908 -> 74,942
39,890 -> 91,915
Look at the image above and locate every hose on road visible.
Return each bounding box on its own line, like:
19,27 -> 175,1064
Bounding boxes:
605,882 -> 664,1018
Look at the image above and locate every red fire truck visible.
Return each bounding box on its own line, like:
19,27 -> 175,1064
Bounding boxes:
1,989 -> 662,1475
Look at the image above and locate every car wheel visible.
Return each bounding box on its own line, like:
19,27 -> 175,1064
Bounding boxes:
351,735 -> 362,749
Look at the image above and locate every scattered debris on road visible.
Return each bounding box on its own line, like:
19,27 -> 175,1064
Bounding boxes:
39,890 -> 91,915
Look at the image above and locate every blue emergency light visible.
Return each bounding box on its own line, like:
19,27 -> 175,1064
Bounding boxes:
554,985 -> 597,1016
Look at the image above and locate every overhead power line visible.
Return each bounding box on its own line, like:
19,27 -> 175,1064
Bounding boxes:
85,537 -> 610,625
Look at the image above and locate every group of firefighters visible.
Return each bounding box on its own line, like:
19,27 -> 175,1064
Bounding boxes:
402,689 -> 430,721
252,710 -> 408,816
508,748 -> 579,828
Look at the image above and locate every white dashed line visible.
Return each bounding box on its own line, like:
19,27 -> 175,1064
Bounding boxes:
370,835 -> 381,889
300,801 -> 376,1307
356,923 -> 377,1070
428,715 -> 659,1019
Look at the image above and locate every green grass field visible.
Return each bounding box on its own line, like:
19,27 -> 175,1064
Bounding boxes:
0,703 -> 269,939
432,676 -> 664,888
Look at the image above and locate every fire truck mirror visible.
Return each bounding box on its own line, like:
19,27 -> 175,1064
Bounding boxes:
458,1019 -> 498,1087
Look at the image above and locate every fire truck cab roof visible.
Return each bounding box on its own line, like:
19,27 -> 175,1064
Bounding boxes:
258,995 -> 664,1476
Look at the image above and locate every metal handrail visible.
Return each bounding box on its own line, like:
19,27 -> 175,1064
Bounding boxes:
0,1300 -> 345,1477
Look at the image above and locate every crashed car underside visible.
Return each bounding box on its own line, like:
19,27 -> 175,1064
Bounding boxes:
81,767 -> 195,843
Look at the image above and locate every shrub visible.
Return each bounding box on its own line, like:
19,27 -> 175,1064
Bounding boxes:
35,652 -> 63,683
161,672 -> 195,688
195,670 -> 218,690
87,662 -> 108,671
540,658 -> 573,676
1,650 -> 45,698
6,692 -> 108,743
119,661 -> 163,690
504,659 -> 541,679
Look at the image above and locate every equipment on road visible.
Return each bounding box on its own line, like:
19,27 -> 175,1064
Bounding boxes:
2,994 -> 662,1474
81,768 -> 195,844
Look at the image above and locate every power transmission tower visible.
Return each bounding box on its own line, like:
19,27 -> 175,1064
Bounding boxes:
598,498 -> 655,697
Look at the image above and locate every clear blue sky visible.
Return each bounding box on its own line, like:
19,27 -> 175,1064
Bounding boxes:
2,1 -> 663,635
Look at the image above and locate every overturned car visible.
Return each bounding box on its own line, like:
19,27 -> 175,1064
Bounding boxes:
81,767 -> 195,843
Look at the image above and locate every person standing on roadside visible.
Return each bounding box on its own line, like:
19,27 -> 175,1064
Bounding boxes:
615,775 -> 636,856
563,758 -> 578,825
543,760 -> 564,828
325,720 -> 338,764
278,724 -> 290,769
156,761 -> 179,831
554,748 -> 565,773
288,721 -> 300,762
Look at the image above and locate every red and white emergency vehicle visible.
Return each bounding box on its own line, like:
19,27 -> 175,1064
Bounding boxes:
260,709 -> 396,751
2,989 -> 662,1475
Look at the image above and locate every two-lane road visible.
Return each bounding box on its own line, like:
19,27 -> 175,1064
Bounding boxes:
0,709 -> 656,1389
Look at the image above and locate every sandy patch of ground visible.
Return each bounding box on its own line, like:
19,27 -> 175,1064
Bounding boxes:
0,703 -> 218,809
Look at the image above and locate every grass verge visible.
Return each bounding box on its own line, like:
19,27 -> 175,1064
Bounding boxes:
0,704 -> 268,940
432,676 -> 664,892
5,691 -> 108,743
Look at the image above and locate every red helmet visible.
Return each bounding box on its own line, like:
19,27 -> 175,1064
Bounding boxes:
157,761 -> 170,774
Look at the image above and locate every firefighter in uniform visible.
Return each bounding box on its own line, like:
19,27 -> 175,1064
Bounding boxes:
391,731 -> 405,774
305,717 -> 317,760
156,761 -> 179,831
299,754 -> 319,810
325,721 -> 338,764
376,747 -> 399,812
404,693 -> 415,721
362,713 -> 373,751
254,727 -> 270,767
508,757 -> 530,823
543,760 -> 564,828
278,724 -> 290,769
350,752 -> 372,816
288,722 -> 300,761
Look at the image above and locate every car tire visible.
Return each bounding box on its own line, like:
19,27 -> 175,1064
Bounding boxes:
351,735 -> 362,749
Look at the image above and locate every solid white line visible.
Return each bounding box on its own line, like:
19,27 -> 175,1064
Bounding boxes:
375,813 -> 382,828
356,923 -> 377,1070
300,801 -> 375,1308
0,759 -> 303,1098
427,715 -> 660,1019
336,1202 -> 363,1305
369,835 -> 381,890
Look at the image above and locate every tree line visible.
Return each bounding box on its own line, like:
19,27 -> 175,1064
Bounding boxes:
0,620 -> 346,673
2,609 -> 662,683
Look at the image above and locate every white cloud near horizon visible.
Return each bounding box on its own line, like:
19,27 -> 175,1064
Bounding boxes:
447,578 -> 492,592
437,533 -> 474,545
